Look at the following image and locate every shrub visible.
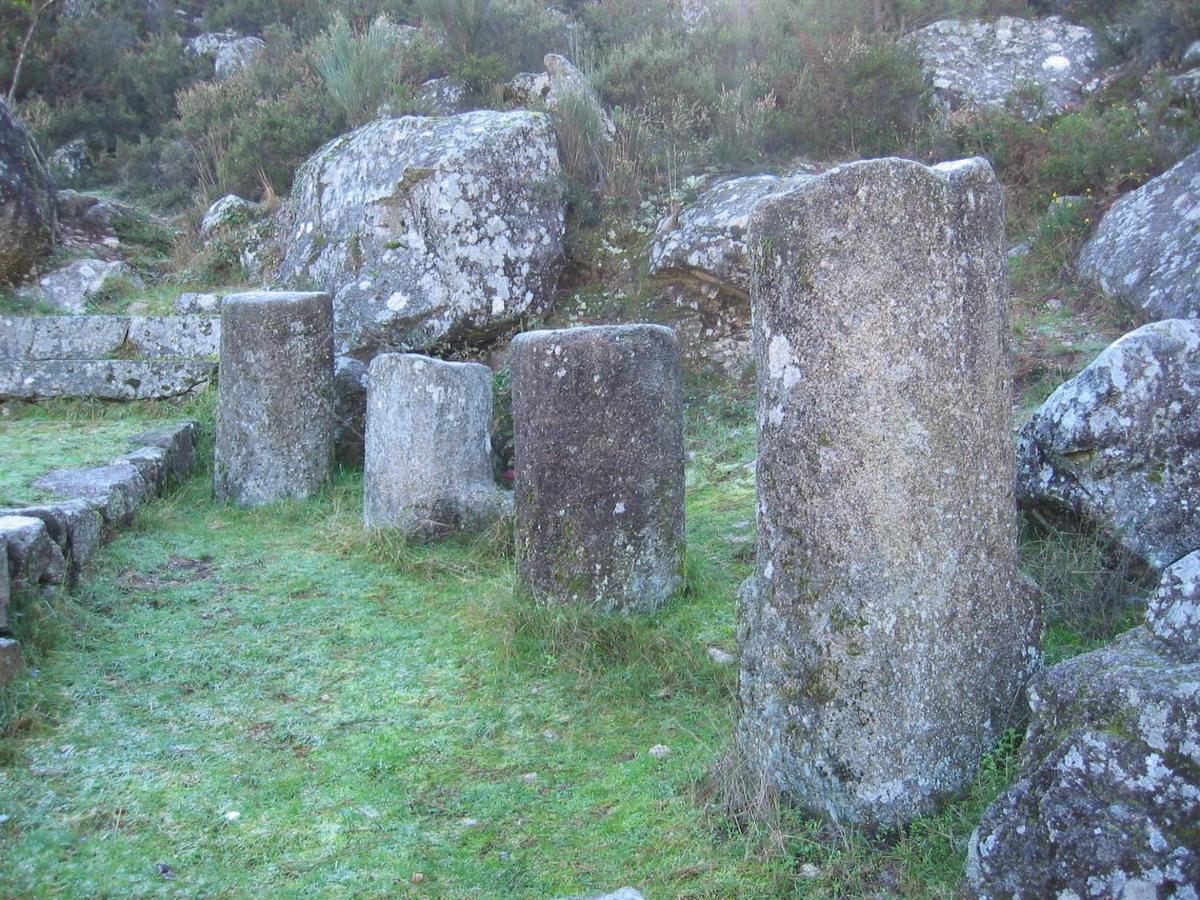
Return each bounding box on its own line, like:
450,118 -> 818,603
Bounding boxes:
173,29 -> 343,202
313,13 -> 410,128
767,32 -> 932,158
415,0 -> 495,58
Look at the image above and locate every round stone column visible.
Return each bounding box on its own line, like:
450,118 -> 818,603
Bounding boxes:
214,291 -> 334,506
363,353 -> 511,536
511,324 -> 685,614
736,158 -> 1041,827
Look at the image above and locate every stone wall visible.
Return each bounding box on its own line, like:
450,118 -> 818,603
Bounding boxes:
0,315 -> 219,401
0,421 -> 200,684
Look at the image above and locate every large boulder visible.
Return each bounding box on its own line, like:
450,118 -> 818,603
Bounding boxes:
0,98 -> 56,284
967,558 -> 1200,896
906,16 -> 1098,119
1017,319 -> 1200,572
17,257 -> 143,314
1077,147 -> 1200,322
649,173 -> 817,297
276,110 -> 567,358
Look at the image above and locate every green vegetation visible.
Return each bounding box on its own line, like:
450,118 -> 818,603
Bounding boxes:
0,386 -> 1146,896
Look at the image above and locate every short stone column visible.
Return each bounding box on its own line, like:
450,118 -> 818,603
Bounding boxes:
736,158 -> 1041,826
214,291 -> 334,506
511,324 -> 685,614
364,353 -> 511,536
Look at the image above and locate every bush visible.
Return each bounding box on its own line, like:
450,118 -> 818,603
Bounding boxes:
415,0 -> 495,58
313,13 -> 411,127
173,29 -> 343,202
767,32 -> 932,158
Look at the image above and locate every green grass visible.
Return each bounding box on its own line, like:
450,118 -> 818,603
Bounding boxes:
0,390 -> 1110,897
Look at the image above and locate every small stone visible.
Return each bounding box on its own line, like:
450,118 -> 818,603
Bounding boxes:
706,647 -> 736,666
223,810 -> 240,822
410,873 -> 425,885
648,745 -> 671,759
0,638 -> 22,684
522,772 -> 538,784
363,354 -> 511,537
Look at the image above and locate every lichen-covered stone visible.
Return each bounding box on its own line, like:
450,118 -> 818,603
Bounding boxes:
364,354 -> 511,536
1077,147 -> 1200,321
48,138 -> 92,183
738,157 -> 1039,826
507,54 -> 614,139
276,111 -> 566,357
414,77 -> 470,115
1,359 -> 217,401
906,17 -> 1098,119
1146,550 -> 1200,661
32,461 -> 149,526
0,500 -> 101,583
126,316 -> 220,359
1017,319 -> 1200,572
0,514 -> 66,591
200,194 -> 260,238
17,257 -> 143,315
967,626 -> 1200,897
0,97 -> 55,284
511,324 -> 685,614
129,421 -> 199,488
213,292 -> 334,506
186,31 -> 265,79
649,173 -> 817,297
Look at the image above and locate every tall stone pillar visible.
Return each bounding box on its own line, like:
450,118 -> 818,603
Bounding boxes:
214,291 -> 334,506
737,158 -> 1041,826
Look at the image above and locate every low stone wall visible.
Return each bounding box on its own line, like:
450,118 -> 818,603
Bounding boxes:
0,421 -> 200,683
0,315 -> 219,401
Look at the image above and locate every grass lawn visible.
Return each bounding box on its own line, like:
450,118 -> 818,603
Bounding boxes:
0,390 -> 1138,897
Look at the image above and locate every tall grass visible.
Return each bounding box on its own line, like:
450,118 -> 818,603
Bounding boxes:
313,13 -> 408,128
414,0 -> 496,59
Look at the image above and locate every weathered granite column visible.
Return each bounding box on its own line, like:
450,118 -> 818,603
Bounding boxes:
511,324 -> 685,613
737,158 -> 1041,826
214,291 -> 334,506
364,353 -> 511,536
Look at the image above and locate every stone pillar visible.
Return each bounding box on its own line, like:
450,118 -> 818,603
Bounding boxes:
214,292 -> 334,506
364,353 -> 511,536
511,324 -> 685,614
737,158 -> 1040,827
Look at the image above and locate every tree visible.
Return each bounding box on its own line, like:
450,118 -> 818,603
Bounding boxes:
7,0 -> 60,102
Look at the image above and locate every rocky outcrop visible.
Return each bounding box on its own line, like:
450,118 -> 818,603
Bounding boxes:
276,110 -> 566,358
967,555 -> 1200,896
507,54 -> 614,139
0,98 -> 56,284
17,257 -> 143,314
200,194 -> 260,237
906,16 -> 1098,119
649,173 -> 817,297
199,194 -> 271,280
1017,319 -> 1200,572
1077,147 -> 1200,322
186,31 -> 265,79
48,138 -> 92,183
